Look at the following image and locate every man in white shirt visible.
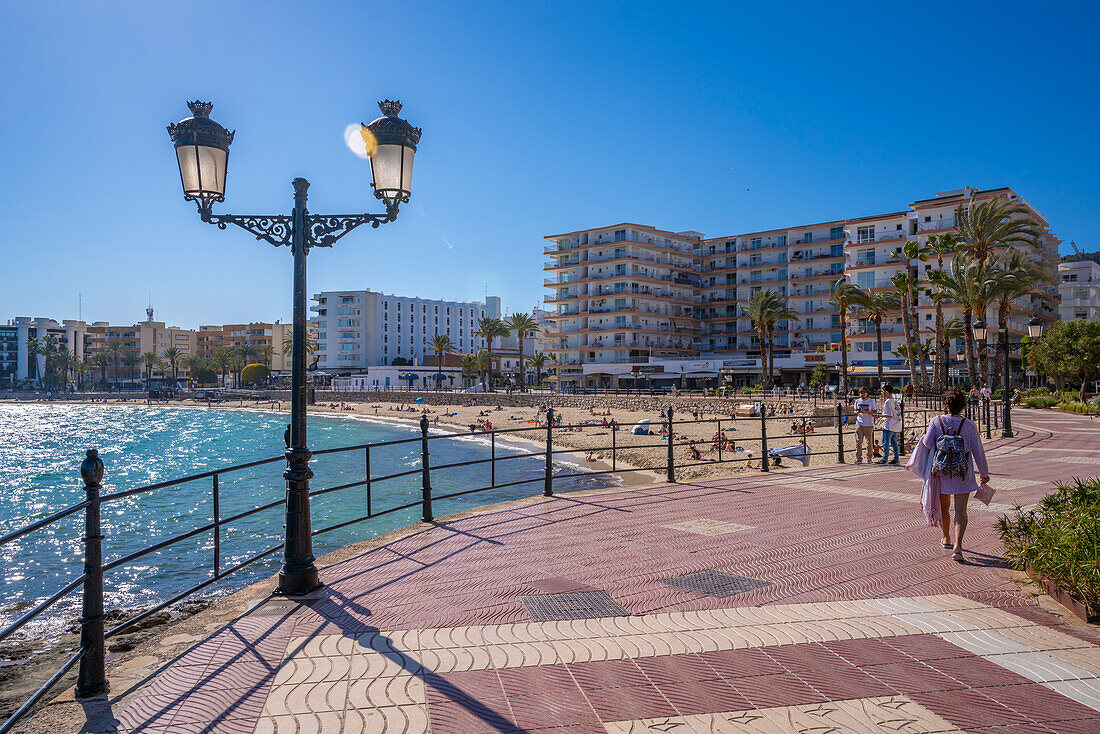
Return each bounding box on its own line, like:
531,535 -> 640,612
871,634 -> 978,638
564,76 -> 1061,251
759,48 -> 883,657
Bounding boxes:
877,384 -> 901,465
853,387 -> 878,464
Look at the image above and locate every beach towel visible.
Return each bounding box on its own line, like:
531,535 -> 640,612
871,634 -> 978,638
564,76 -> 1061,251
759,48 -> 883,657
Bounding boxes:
906,434 -> 940,526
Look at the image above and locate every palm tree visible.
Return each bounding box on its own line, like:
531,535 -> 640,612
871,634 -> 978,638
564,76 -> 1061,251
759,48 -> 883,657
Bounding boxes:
24,336 -> 40,385
896,339 -> 932,374
929,255 -> 992,387
474,349 -> 493,391
900,239 -> 929,389
855,290 -> 901,387
743,290 -> 776,388
233,344 -> 257,386
460,353 -> 479,389
474,317 -> 510,392
213,347 -> 234,387
40,335 -> 61,387
259,344 -> 274,368
504,312 -> 539,391
281,332 -> 318,357
74,358 -> 88,391
763,298 -> 800,389
925,233 -> 958,391
890,272 -> 921,391
142,351 -> 161,390
940,318 -> 964,384
123,350 -> 141,389
527,352 -> 548,387
429,333 -> 456,390
91,352 -> 111,389
989,253 -> 1054,376
185,354 -> 206,387
829,280 -> 864,394
161,347 -> 183,389
954,198 -> 1042,269
104,339 -> 125,391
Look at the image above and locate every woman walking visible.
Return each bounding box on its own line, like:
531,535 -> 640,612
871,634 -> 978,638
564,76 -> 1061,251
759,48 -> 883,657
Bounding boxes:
906,388 -> 990,562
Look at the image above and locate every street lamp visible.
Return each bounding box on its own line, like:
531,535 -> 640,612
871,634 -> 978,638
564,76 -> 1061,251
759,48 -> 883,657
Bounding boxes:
168,100 -> 421,595
971,316 -> 1043,439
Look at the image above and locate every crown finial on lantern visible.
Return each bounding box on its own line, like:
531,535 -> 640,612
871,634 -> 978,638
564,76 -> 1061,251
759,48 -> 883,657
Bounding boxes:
187,100 -> 213,118
378,99 -> 403,116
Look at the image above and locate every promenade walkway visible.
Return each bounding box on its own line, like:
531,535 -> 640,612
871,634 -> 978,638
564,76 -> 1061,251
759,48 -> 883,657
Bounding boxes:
93,411 -> 1099,732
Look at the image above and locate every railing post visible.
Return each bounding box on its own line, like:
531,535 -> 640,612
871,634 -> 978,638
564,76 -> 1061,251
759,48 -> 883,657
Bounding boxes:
899,399 -> 906,456
544,408 -> 554,496
666,407 -> 675,483
611,419 -> 617,471
760,408 -> 769,472
717,419 -> 723,462
365,446 -> 372,518
836,403 -> 845,464
984,397 -> 991,439
490,431 -> 496,488
420,416 -> 433,522
212,473 -> 220,576
76,449 -> 108,699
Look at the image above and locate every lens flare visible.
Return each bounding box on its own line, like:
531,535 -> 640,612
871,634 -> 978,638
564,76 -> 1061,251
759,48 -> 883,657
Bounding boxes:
344,123 -> 376,159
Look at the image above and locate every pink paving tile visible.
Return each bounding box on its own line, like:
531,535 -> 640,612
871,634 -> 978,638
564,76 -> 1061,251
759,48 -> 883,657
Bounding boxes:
728,672 -> 827,709
909,689 -> 1025,728
566,659 -> 650,690
170,685 -> 269,725
658,678 -> 753,714
762,642 -> 853,673
823,637 -> 914,666
795,665 -> 898,700
697,647 -> 786,679
425,670 -> 506,704
924,655 -> 1034,688
883,633 -> 975,661
507,691 -> 600,728
497,665 -> 581,697
976,683 -> 1100,724
583,683 -> 677,721
427,699 -> 519,734
967,724 -> 1057,733
633,653 -> 723,685
864,660 -> 969,694
1042,718 -> 1100,734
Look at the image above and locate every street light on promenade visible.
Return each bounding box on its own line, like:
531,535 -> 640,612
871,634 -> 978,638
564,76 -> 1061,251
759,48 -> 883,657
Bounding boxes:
972,316 -> 1044,439
168,100 -> 421,595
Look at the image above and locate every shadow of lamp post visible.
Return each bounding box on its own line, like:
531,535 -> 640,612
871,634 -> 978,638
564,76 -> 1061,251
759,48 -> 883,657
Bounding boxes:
167,100 -> 421,595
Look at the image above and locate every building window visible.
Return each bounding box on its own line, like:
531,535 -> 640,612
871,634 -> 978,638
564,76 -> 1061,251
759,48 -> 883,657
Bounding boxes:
830,226 -> 844,240
857,227 -> 875,243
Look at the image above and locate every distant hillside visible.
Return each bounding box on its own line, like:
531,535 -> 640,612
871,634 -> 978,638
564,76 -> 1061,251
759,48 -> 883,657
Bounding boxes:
1062,250 -> 1100,265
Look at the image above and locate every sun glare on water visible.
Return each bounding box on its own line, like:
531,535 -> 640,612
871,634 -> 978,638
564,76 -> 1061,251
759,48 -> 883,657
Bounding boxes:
344,123 -> 376,159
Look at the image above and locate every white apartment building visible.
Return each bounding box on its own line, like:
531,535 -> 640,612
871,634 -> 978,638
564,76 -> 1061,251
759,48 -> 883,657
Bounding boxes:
1,317 -> 89,387
311,290 -> 491,371
544,187 -> 1063,390
1058,259 -> 1100,322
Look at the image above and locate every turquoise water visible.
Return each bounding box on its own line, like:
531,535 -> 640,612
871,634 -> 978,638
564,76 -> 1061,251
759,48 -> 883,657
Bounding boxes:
0,403 -> 613,638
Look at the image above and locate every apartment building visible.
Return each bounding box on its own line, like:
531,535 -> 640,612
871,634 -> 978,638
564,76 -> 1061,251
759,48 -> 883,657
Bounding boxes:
82,309 -> 199,385
1,317 -> 89,387
1058,259 -> 1100,322
311,290 -> 490,371
544,187 -> 1062,389
543,225 -> 704,386
196,322 -> 292,373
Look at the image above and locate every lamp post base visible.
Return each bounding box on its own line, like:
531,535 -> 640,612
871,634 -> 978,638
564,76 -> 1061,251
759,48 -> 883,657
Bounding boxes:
277,447 -> 322,596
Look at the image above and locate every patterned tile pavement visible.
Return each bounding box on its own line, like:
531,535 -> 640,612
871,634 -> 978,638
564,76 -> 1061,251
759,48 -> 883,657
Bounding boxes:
93,412 -> 1100,732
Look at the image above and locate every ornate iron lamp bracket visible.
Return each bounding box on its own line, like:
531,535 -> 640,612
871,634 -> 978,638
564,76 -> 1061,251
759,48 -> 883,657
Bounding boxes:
200,205 -> 398,250
202,212 -> 294,248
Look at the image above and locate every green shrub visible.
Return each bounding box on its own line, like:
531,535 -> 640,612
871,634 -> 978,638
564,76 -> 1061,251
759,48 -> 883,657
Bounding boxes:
1025,396 -> 1059,409
1059,400 -> 1097,415
998,477 -> 1100,607
192,367 -> 217,386
1024,386 -> 1052,398
240,363 -> 269,384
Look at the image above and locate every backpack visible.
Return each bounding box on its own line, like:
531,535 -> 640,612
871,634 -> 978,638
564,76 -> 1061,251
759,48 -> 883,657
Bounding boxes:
931,417 -> 969,479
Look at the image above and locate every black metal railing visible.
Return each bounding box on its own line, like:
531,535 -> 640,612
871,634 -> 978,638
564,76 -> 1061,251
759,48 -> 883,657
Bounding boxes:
0,401 -> 939,732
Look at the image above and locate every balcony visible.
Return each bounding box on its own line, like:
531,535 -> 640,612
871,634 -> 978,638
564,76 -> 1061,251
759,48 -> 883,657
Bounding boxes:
792,234 -> 845,246
918,217 -> 957,232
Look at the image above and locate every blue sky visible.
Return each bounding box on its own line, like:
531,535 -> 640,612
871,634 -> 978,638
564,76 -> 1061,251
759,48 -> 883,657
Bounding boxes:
1,1 -> 1097,328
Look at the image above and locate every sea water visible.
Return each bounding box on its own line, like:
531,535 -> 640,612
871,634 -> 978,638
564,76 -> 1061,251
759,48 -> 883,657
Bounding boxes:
0,403 -> 614,638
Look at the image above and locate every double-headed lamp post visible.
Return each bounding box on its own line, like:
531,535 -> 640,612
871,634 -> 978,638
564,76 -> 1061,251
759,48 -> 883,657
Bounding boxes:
972,316 -> 1044,439
168,100 -> 422,595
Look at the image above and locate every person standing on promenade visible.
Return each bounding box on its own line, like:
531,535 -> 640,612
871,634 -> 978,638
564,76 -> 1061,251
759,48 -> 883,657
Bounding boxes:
906,387 -> 990,563
877,384 -> 901,465
853,387 -> 878,464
